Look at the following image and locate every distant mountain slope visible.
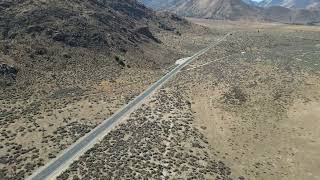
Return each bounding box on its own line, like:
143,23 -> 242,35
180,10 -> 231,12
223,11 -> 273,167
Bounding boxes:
139,0 -> 258,8
177,0 -> 262,20
259,0 -> 320,9
141,0 -> 263,20
263,6 -> 320,24
138,0 -> 185,10
139,0 -> 320,24
258,0 -> 284,7
242,0 -> 258,6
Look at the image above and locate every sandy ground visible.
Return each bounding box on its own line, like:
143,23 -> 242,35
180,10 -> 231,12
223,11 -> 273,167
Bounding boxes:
184,19 -> 320,180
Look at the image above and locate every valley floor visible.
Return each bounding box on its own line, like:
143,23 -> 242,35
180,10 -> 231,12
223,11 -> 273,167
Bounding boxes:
183,19 -> 320,180
61,19 -> 320,180
2,18 -> 320,179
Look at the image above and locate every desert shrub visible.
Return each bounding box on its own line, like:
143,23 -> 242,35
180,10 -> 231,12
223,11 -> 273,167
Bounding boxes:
115,56 -> 125,67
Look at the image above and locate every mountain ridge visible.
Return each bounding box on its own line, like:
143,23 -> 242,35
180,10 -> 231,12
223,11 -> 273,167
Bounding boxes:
139,0 -> 320,24
259,0 -> 320,10
141,0 -> 263,20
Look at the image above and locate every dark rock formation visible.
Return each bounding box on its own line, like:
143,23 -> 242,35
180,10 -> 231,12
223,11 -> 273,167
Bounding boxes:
0,64 -> 18,87
135,27 -> 161,43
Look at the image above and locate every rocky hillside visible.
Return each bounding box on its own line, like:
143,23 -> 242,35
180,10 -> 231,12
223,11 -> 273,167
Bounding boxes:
0,0 -> 156,50
0,0 -> 187,89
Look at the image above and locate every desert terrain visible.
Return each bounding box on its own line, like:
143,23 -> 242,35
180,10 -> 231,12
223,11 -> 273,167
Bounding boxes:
185,19 -> 320,180
54,19 -> 320,180
1,1 -> 320,178
0,0 -> 206,179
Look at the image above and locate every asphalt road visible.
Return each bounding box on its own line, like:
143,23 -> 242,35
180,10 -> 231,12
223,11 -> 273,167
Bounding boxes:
27,33 -> 231,180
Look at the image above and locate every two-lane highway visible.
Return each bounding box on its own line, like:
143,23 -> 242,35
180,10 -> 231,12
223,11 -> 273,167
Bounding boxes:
27,33 -> 231,180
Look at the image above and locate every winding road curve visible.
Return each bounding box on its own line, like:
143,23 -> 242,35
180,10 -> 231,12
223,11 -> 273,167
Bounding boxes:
27,33 -> 231,180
